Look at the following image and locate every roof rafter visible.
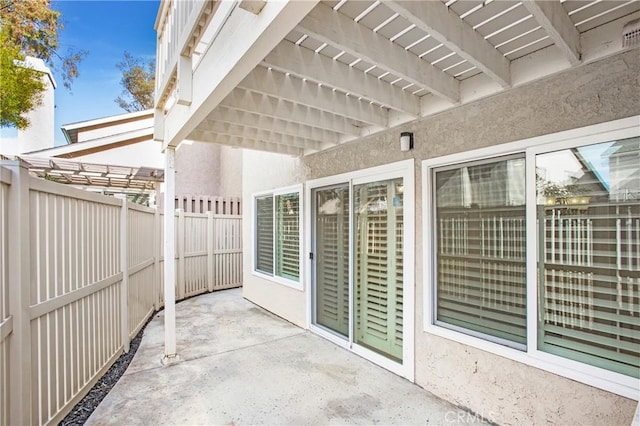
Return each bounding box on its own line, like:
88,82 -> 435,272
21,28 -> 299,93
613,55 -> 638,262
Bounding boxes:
297,2 -> 459,103
238,66 -> 388,126
263,40 -> 420,116
522,0 -> 581,65
386,0 -> 511,88
220,89 -> 363,136
196,119 -> 325,150
207,106 -> 342,144
189,131 -> 304,156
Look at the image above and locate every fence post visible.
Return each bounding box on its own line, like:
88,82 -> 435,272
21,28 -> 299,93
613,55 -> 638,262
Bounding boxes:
116,195 -> 130,353
3,161 -> 32,425
207,211 -> 215,292
177,208 -> 185,300
153,207 -> 161,310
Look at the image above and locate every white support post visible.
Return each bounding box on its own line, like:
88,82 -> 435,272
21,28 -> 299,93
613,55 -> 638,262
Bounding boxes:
3,161 -> 32,425
207,211 -> 215,292
177,208 -> 185,300
116,194 -> 130,353
163,147 -> 177,358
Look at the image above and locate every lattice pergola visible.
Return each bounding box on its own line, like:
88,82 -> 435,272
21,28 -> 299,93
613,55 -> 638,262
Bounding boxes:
1,155 -> 164,202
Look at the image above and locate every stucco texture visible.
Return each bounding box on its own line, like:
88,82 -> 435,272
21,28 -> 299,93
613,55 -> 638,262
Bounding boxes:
241,149 -> 307,327
301,50 -> 640,425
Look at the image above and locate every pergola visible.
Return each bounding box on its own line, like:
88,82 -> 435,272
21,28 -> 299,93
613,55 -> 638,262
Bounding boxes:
1,155 -> 164,204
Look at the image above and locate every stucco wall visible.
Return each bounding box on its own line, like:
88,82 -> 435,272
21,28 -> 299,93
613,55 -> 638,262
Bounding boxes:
219,146 -> 243,199
300,50 -> 640,425
241,149 -> 307,327
176,141 -> 221,195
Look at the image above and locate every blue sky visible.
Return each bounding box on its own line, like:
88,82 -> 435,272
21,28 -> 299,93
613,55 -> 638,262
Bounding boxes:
50,0 -> 159,145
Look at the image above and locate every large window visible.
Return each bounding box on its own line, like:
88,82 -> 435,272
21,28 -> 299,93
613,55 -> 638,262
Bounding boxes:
424,118 -> 640,398
254,187 -> 301,287
536,138 -> 639,378
434,156 -> 526,348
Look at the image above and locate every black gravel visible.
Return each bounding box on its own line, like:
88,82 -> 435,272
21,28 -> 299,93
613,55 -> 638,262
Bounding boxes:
59,316 -> 153,426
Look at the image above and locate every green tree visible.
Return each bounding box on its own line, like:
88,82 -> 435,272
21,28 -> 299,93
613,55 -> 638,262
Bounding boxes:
0,0 -> 87,129
115,51 -> 155,112
0,28 -> 45,129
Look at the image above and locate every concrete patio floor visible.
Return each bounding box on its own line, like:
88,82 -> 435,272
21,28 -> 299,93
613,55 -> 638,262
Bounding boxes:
88,288 -> 485,425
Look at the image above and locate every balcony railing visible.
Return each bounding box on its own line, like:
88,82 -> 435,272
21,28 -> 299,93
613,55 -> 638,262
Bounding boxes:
155,0 -> 226,110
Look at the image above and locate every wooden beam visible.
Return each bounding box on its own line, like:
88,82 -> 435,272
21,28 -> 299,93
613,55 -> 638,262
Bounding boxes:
207,106 -> 342,144
238,66 -> 388,126
387,0 -> 511,88
238,0 -> 266,15
263,41 -> 420,116
189,131 -> 304,156
522,0 -> 581,65
196,119 -> 325,150
297,2 -> 459,103
220,89 -> 363,136
163,0 -> 319,148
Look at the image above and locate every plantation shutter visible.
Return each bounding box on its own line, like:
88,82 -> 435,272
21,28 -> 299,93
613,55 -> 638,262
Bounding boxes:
315,186 -> 349,336
276,193 -> 300,281
536,138 -> 640,378
434,157 -> 527,346
255,196 -> 273,274
354,179 -> 403,361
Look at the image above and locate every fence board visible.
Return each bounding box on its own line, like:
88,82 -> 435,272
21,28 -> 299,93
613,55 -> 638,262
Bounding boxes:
127,208 -> 155,338
0,172 -> 9,426
1,165 -> 243,425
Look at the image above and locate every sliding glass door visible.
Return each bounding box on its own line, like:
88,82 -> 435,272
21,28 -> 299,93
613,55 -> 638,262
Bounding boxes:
354,178 -> 404,361
312,176 -> 406,363
314,184 -> 350,337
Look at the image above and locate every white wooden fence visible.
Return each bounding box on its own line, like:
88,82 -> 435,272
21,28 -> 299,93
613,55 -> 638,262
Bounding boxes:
0,162 -> 242,425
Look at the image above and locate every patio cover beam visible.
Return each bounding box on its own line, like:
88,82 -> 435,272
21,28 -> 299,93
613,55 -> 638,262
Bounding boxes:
162,0 -> 319,148
238,66 -> 388,127
522,0 -> 581,65
386,0 -> 511,88
189,131 -> 304,156
220,89 -> 362,137
297,2 -> 459,104
195,120 -> 325,151
206,107 -> 342,145
263,41 -> 420,116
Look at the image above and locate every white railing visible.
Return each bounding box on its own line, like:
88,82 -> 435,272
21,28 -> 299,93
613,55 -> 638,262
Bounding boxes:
155,0 -> 211,107
0,162 -> 242,425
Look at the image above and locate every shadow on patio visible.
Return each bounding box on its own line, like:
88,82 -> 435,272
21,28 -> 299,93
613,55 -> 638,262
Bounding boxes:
87,288 -> 484,425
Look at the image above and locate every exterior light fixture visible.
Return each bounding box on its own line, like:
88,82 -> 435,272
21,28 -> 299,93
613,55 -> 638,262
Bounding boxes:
400,132 -> 414,152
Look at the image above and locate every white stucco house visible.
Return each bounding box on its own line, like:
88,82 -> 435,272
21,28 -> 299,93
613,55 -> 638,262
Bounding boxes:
153,1 -> 640,424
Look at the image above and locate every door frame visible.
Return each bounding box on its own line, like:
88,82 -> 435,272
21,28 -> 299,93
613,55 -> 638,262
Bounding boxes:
304,159 -> 415,381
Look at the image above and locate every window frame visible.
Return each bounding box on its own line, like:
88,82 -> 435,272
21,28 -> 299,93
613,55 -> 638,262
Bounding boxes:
422,116 -> 640,400
252,184 -> 303,291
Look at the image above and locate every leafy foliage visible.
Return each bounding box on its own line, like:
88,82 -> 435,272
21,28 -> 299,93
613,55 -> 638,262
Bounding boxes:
0,28 -> 45,129
115,51 -> 155,112
0,0 -> 87,128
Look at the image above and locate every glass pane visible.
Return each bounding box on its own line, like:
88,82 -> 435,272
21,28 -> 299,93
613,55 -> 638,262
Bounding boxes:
275,193 -> 299,281
354,178 -> 404,362
536,137 -> 640,378
314,185 -> 350,336
255,196 -> 273,274
434,156 -> 527,346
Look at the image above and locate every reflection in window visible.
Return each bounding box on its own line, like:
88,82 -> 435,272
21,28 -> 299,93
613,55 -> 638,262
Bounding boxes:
434,155 -> 527,347
536,137 -> 640,378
